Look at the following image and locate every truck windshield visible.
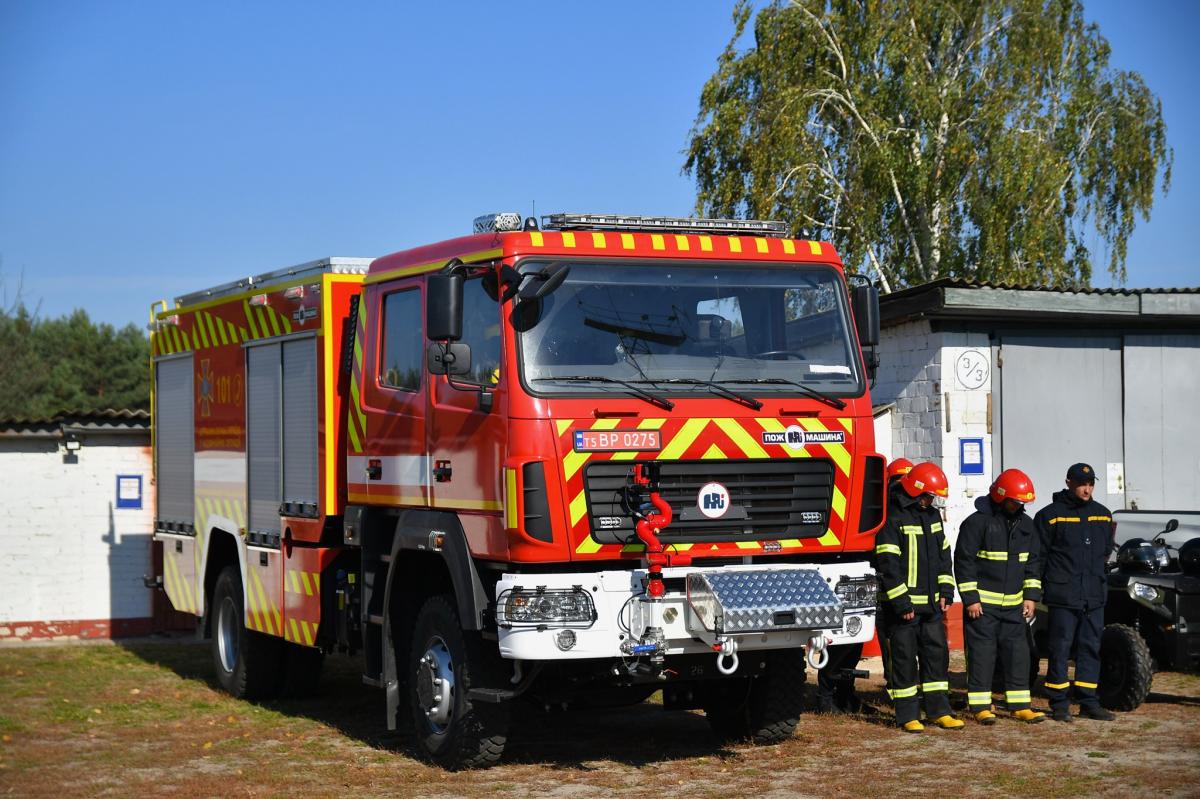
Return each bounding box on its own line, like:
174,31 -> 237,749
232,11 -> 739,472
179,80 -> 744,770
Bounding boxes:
516,261 -> 864,398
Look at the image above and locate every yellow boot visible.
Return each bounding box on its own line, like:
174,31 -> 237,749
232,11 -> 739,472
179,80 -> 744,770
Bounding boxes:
902,719 -> 925,733
1014,708 -> 1046,724
932,714 -> 965,730
974,709 -> 998,726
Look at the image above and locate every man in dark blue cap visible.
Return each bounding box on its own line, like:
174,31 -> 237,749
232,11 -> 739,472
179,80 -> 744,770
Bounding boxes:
1033,463 -> 1117,722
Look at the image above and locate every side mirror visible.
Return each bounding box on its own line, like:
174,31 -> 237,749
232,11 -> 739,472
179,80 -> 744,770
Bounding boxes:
518,263 -> 571,300
427,342 -> 472,376
1165,518 -> 1180,534
852,284 -> 880,347
427,274 -> 463,341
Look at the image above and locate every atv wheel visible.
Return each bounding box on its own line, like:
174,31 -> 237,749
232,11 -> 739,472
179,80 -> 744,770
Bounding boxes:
703,648 -> 806,743
1098,623 -> 1153,711
408,595 -> 509,769
211,565 -> 282,699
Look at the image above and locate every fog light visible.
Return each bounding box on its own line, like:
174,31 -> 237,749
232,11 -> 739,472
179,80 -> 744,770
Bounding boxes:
555,629 -> 577,651
845,616 -> 862,636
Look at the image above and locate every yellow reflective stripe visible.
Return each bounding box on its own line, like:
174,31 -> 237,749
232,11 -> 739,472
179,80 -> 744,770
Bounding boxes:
921,681 -> 949,693
1088,516 -> 1111,522
885,584 -> 908,600
1074,680 -> 1098,689
1006,690 -> 1031,703
899,525 -> 923,535
909,594 -> 930,604
977,589 -> 1024,606
888,685 -> 919,699
875,543 -> 902,556
968,691 -> 993,705
1023,579 -> 1042,589
1044,682 -> 1070,690
942,536 -> 950,549
930,522 -> 943,533
957,581 -> 978,592
977,550 -> 1008,561
938,574 -> 955,585
1018,552 -> 1030,562
1048,516 -> 1080,524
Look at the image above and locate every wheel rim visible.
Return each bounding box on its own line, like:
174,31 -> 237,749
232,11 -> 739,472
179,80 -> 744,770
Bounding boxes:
416,636 -> 456,732
217,594 -> 239,674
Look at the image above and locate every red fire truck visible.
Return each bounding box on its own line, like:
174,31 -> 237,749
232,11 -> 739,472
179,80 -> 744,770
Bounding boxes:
151,213 -> 885,768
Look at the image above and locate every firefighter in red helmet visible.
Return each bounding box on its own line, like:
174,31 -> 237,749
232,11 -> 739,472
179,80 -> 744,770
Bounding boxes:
954,468 -> 1045,725
874,462 -> 962,732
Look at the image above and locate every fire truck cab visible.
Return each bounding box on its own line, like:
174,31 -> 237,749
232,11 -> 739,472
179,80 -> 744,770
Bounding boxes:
151,213 -> 886,769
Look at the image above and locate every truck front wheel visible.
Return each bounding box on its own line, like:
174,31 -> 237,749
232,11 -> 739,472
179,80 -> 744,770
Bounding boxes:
211,565 -> 282,699
407,595 -> 509,769
702,648 -> 806,743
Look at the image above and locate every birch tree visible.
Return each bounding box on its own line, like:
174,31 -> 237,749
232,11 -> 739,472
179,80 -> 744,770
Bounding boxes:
685,0 -> 1172,290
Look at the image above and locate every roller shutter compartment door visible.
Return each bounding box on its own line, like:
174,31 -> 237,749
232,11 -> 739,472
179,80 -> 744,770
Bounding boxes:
282,337 -> 318,514
247,343 -> 282,535
155,356 -> 195,525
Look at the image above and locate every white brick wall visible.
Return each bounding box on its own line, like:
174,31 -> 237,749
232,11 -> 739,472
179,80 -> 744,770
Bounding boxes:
0,434 -> 154,624
878,324 -> 998,553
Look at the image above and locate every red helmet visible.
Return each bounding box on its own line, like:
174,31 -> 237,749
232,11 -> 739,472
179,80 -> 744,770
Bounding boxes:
886,457 -> 914,481
900,462 -> 949,498
990,469 -> 1035,504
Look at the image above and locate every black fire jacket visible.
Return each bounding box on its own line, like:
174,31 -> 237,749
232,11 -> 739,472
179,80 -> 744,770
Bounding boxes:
954,496 -> 1042,612
1033,489 -> 1115,609
874,484 -> 954,616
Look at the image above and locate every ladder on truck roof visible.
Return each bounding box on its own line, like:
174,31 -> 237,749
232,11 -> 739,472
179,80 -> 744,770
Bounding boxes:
174,256 -> 373,307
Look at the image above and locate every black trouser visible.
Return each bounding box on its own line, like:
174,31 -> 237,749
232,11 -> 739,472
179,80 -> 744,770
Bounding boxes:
816,642 -> 864,709
879,606 -> 951,724
1045,605 -> 1103,711
964,607 -> 1031,711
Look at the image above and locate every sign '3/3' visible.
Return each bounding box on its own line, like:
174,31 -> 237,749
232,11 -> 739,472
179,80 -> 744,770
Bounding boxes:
955,349 -> 989,390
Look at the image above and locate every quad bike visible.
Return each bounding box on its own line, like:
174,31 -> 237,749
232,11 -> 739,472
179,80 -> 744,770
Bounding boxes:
1028,518 -> 1200,711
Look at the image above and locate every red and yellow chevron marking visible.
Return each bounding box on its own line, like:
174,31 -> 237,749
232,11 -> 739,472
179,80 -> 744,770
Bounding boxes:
523,230 -> 827,259
161,542 -> 199,615
245,558 -> 282,636
347,297 -> 369,454
284,569 -> 321,598
558,416 -> 856,559
282,569 -> 321,645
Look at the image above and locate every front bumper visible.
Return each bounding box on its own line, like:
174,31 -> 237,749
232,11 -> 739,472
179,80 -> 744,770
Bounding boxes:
495,561 -> 875,661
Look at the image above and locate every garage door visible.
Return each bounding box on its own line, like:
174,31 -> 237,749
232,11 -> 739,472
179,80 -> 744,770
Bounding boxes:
998,336 -> 1125,510
1123,334 -> 1200,509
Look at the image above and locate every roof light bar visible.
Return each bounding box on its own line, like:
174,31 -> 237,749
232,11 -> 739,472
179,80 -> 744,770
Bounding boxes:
473,212 -> 524,234
541,213 -> 791,238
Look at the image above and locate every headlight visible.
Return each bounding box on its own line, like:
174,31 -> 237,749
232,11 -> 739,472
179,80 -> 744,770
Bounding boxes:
1129,581 -> 1162,605
498,587 -> 596,628
835,576 -> 878,610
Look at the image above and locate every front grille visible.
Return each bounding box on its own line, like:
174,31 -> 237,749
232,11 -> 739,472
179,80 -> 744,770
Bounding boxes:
583,459 -> 835,544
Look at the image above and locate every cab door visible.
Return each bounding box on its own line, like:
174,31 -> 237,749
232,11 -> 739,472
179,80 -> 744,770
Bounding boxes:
354,281 -> 429,508
427,275 -> 507,556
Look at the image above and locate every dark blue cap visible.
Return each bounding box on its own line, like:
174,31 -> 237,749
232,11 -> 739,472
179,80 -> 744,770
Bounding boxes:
1067,463 -> 1096,484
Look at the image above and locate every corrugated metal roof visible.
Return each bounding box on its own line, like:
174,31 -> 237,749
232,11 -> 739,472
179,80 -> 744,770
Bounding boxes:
0,409 -> 150,437
884,277 -> 1200,300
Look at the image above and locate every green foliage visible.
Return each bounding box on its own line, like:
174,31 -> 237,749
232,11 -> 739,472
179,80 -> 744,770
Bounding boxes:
685,0 -> 1172,290
0,302 -> 150,419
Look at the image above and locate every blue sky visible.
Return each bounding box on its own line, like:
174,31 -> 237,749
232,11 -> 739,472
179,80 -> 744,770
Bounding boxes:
1,1 -> 1195,330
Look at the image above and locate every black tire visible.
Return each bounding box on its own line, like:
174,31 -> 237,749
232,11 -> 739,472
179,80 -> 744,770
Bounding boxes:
280,642 -> 324,698
1098,623 -> 1153,711
703,648 -> 806,744
408,595 -> 509,769
210,565 -> 282,699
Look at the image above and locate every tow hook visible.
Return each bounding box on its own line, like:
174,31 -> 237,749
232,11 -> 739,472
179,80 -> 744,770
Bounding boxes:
806,634 -> 829,670
715,636 -> 739,675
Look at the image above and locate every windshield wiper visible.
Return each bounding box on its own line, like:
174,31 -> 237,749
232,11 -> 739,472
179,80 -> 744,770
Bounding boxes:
715,378 -> 847,410
583,316 -> 686,346
630,378 -> 762,411
532,376 -> 675,411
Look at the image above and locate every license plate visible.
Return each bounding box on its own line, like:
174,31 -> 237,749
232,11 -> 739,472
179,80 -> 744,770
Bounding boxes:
573,429 -> 662,452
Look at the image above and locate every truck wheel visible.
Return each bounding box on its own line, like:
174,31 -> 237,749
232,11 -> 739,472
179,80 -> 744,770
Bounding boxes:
281,642 -> 324,698
703,648 -> 806,744
211,565 -> 282,699
1098,623 -> 1153,711
408,595 -> 509,769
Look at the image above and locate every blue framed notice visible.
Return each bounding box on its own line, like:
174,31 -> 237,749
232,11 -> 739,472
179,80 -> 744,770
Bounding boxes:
116,474 -> 143,509
959,437 -> 985,475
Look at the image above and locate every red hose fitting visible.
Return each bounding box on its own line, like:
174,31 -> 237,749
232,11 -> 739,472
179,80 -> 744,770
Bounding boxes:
632,464 -> 676,597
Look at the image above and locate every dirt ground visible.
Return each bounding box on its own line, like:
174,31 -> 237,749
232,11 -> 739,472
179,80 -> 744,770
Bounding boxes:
0,638 -> 1197,799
